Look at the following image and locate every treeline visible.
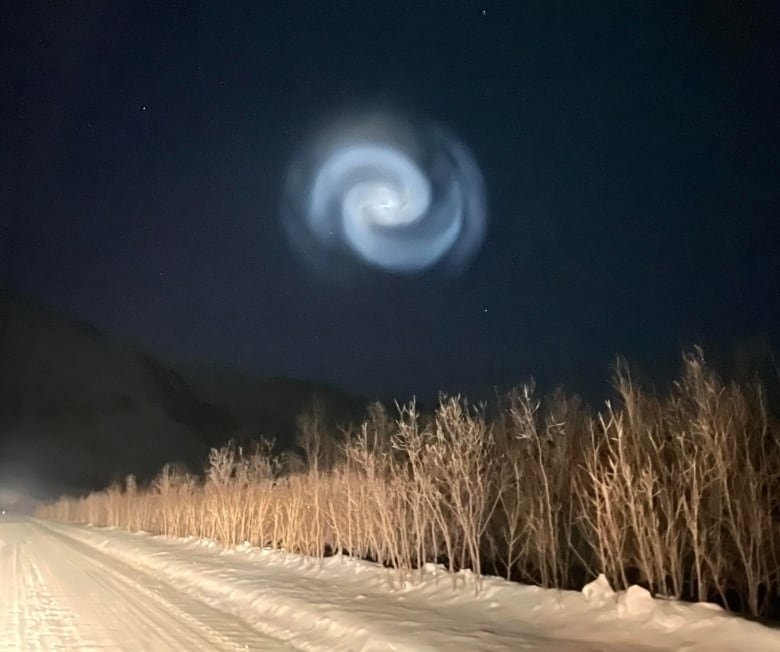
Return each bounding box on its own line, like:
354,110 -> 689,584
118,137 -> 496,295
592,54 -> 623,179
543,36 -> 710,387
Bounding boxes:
37,349 -> 780,618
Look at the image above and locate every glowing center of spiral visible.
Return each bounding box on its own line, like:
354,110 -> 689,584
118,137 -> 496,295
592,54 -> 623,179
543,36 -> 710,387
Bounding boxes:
345,182 -> 412,226
312,144 -> 431,229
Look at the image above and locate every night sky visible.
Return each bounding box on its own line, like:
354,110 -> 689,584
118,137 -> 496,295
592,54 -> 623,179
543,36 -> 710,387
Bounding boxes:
4,1 -> 779,403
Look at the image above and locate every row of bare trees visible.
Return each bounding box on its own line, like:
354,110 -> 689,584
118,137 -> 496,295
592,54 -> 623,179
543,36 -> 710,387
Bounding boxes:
38,350 -> 780,617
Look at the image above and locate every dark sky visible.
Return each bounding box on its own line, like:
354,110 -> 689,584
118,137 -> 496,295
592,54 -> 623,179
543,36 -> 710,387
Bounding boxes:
4,1 -> 779,402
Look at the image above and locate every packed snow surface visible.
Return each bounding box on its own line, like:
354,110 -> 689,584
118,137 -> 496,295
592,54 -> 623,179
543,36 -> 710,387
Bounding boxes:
1,517 -> 778,651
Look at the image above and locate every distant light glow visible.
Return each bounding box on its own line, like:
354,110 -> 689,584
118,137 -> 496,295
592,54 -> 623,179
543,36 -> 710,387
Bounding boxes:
281,112 -> 487,275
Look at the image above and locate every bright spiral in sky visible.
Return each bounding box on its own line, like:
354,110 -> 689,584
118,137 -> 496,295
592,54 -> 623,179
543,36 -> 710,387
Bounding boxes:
281,112 -> 487,276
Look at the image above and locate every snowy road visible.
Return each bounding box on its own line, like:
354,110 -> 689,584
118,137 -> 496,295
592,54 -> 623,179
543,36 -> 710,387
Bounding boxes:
1,517 -> 778,652
0,517 -> 289,651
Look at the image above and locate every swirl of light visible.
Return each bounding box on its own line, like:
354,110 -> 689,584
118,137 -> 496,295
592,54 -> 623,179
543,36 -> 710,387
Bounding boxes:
281,113 -> 487,275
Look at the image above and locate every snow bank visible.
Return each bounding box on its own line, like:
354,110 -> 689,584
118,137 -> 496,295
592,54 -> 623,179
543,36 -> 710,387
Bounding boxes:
40,520 -> 780,652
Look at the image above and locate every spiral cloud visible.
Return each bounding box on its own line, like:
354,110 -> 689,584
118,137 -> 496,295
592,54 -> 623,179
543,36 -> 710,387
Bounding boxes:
281,112 -> 487,275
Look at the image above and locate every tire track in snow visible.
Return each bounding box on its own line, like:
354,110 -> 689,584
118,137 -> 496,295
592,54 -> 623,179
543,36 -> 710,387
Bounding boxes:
0,518 -> 292,651
0,528 -> 84,650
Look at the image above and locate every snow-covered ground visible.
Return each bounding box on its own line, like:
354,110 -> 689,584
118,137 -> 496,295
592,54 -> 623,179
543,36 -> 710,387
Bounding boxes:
0,517 -> 288,651
1,517 -> 779,651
